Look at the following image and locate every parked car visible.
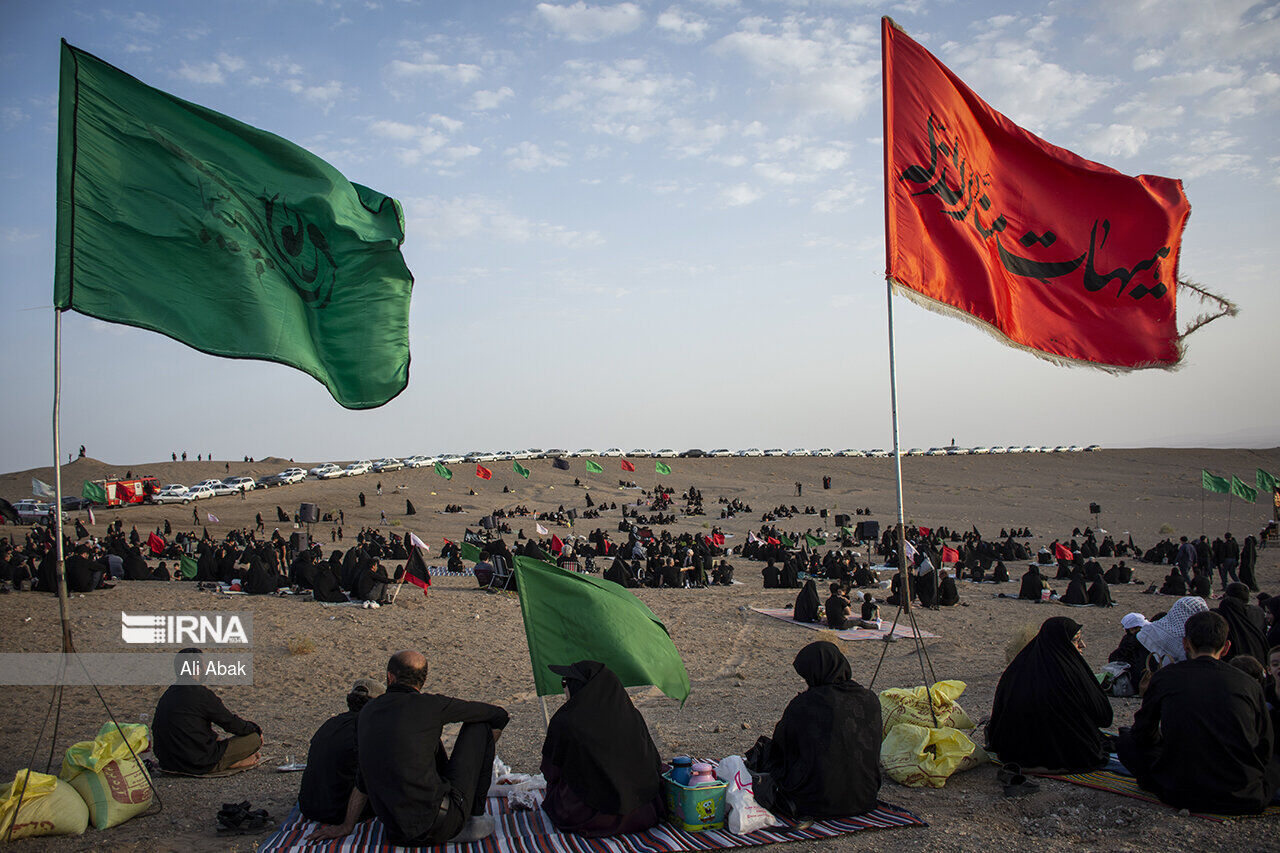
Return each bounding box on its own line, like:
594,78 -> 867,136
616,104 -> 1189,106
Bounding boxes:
599,448 -> 623,457
312,463 -> 344,479
865,448 -> 888,458
763,448 -> 785,457
257,473 -> 288,488
906,448 -> 925,456
708,448 -> 732,457
736,448 -> 763,457
61,495 -> 95,510
343,461 -> 372,476
14,500 -> 58,524
679,449 -> 706,458
278,467 -> 307,483
925,447 -> 948,456
401,455 -> 429,468
652,449 -> 676,457
1084,444 -> 1101,452
372,458 -> 404,472
192,479 -> 236,496
439,453 -> 466,464
629,448 -> 650,458
154,485 -> 206,505
786,449 -> 810,457
225,476 -> 256,492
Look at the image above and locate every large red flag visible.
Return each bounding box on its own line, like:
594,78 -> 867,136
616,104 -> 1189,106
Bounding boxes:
621,458 -> 636,473
475,464 -> 492,480
147,532 -> 165,555
1054,542 -> 1074,561
883,18 -> 1189,369
940,546 -> 960,564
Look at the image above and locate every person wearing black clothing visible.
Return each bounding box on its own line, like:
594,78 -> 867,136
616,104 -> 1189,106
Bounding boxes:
152,649 -> 262,775
938,572 -> 960,606
64,546 -> 102,592
299,679 -> 384,825
312,651 -> 508,844
541,661 -> 663,837
1239,535 -> 1259,591
123,547 -> 150,581
1109,614 -> 1150,676
746,642 -> 881,819
1118,611 -> 1279,814
1018,565 -> 1044,601
825,584 -> 851,630
312,554 -> 349,603
1189,571 -> 1212,598
987,617 -> 1112,772
1217,583 -> 1269,663
762,560 -> 780,589
1088,575 -> 1113,608
1062,569 -> 1088,605
1159,568 -> 1187,596
992,560 -> 1010,583
793,579 -> 821,623
779,558 -> 800,589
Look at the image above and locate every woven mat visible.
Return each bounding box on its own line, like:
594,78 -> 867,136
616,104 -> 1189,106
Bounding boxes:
1036,769 -> 1280,822
750,607 -> 938,640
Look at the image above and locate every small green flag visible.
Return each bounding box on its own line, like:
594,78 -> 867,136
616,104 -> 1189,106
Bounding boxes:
804,533 -> 826,548
1258,468 -> 1279,493
55,42 -> 414,409
780,535 -> 796,548
1230,476 -> 1257,503
514,461 -> 531,479
460,542 -> 482,563
584,460 -> 604,474
655,461 -> 672,476
1201,470 -> 1230,494
434,462 -> 453,480
81,480 -> 107,504
841,526 -> 855,539
514,556 -> 690,703
179,554 -> 198,580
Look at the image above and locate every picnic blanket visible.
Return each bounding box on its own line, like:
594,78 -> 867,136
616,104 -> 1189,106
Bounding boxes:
750,608 -> 938,640
1035,769 -> 1280,823
428,566 -> 475,577
257,793 -> 925,853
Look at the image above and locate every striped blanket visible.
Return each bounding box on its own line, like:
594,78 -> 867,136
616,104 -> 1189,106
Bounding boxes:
428,566 -> 475,577
257,794 -> 924,852
750,608 -> 938,640
1036,769 -> 1280,822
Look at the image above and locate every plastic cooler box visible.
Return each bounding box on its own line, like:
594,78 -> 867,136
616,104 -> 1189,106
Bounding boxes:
661,771 -> 727,832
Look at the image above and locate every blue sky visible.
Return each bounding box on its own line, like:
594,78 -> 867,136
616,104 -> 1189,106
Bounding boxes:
1,0 -> 1277,471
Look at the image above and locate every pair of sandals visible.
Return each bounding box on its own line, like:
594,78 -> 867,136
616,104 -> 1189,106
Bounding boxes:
996,763 -> 1039,797
217,801 -> 272,836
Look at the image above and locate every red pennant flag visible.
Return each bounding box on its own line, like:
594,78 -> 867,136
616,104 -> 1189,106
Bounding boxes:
475,464 -> 492,480
621,458 -> 636,472
403,573 -> 430,595
550,534 -> 564,556
941,546 -> 960,563
404,542 -> 431,596
883,19 -> 1189,369
1054,542 -> 1074,561
147,532 -> 165,555
711,532 -> 725,547
766,536 -> 780,546
917,526 -> 932,538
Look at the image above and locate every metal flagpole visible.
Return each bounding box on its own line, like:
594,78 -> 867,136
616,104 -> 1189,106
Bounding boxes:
886,279 -> 911,609
52,308 -> 73,653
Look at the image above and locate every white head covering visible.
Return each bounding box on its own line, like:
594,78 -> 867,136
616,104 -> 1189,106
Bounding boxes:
1137,596 -> 1208,665
1121,612 -> 1150,631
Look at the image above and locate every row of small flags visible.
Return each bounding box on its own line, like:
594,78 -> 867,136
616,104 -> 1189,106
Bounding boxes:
433,458 -> 672,482
1201,468 -> 1278,503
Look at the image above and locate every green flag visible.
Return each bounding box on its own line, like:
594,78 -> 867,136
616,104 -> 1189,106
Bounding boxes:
584,460 -> 604,474
81,480 -> 107,504
1230,476 -> 1257,503
460,542 -> 482,563
514,556 -> 690,703
804,533 -> 826,548
1258,468 -> 1279,493
780,535 -> 796,548
55,42 -> 413,409
179,554 -> 198,580
434,462 -> 453,480
655,461 -> 672,476
1201,470 -> 1230,494
514,461 -> 531,479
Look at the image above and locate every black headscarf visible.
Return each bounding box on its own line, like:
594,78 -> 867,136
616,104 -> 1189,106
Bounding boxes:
988,616 -> 1112,772
1062,570 -> 1088,605
753,642 -> 880,818
794,579 -> 821,623
1216,592 -> 1268,662
541,661 -> 660,815
1087,577 -> 1113,608
1018,565 -> 1042,600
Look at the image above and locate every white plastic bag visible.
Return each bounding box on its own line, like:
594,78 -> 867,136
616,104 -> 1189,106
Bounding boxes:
488,755 -> 546,810
715,756 -> 782,835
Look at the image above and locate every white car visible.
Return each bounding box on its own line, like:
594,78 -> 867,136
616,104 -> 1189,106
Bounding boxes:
599,448 -> 623,457
570,449 -> 596,458
629,448 -> 650,458
652,449 -> 676,457
1005,445 -> 1024,454
279,468 -> 307,483
343,461 -> 372,476
372,458 -> 404,472
225,476 -> 256,492
865,448 -> 889,458
155,484 -> 208,504
194,479 -> 237,496
401,455 -> 429,468
708,448 -> 732,457
1084,444 -> 1101,452
835,449 -> 862,457
990,446 -> 1008,454
925,447 -> 948,456
971,447 -> 991,455
513,449 -> 540,460
1067,445 -> 1084,453
736,448 -> 763,457
906,448 -> 925,456
786,449 -> 810,457
439,453 -> 467,464
945,447 -> 966,455
310,463 -> 341,478
812,448 -> 835,457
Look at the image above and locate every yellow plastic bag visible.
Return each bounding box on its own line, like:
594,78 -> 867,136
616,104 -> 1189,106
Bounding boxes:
59,722 -> 153,830
0,769 -> 89,841
878,680 -> 975,737
880,723 -> 982,788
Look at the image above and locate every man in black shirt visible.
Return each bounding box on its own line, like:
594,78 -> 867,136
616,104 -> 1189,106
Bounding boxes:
311,650 -> 508,844
153,649 -> 262,775
299,679 -> 383,825
1118,611 -> 1279,814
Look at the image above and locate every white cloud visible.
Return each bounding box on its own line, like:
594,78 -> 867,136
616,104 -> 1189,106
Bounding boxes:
216,53 -> 246,74
370,120 -> 451,165
177,61 -> 226,85
812,180 -> 865,214
1,227 -> 40,243
388,52 -> 482,84
657,6 -> 709,42
285,80 -> 347,110
719,183 -> 762,206
1103,0 -> 1280,64
535,2 -> 645,42
106,10 -> 160,33
405,195 -> 603,247
506,141 -> 568,171
663,118 -> 727,157
1132,49 -> 1164,71
545,58 -> 692,140
470,87 -> 515,110
1,106 -> 28,128
1078,123 -> 1149,160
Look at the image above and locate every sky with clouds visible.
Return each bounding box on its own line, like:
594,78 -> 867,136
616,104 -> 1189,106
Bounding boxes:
0,0 -> 1277,471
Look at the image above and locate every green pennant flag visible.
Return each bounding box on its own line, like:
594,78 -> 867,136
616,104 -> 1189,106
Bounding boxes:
584,460 -> 604,474
1230,476 -> 1257,503
81,480 -> 107,504
179,554 -> 198,580
434,462 -> 453,480
540,547 -> 557,563
655,461 -> 672,476
1201,470 -> 1230,494
514,556 -> 690,703
804,533 -> 826,548
55,42 -> 414,409
514,461 -> 531,479
780,535 -> 796,548
840,526 -> 855,539
1258,468 -> 1279,494
460,542 -> 482,563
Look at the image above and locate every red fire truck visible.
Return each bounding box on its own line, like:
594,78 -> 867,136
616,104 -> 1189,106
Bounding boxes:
95,477 -> 159,507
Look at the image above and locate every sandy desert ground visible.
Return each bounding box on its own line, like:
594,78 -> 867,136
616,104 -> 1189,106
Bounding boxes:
0,447 -> 1278,852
